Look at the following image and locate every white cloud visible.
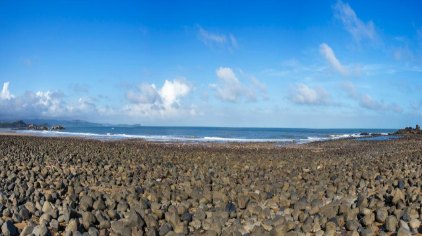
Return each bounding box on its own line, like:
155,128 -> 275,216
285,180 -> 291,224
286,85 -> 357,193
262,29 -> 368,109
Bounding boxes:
0,80 -> 195,121
359,94 -> 402,112
34,91 -> 65,115
0,82 -> 111,119
290,83 -> 330,105
159,79 -> 191,109
334,1 -> 376,42
0,87 -> 67,117
125,79 -> 193,117
72,98 -> 97,112
0,82 -> 14,100
319,43 -> 348,75
213,67 -> 246,102
342,82 -> 402,112
126,84 -> 161,105
197,26 -> 238,51
216,67 -> 237,83
210,67 -> 265,103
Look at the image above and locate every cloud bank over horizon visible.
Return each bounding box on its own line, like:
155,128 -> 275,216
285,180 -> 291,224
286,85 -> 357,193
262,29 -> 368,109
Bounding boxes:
1,0 -> 422,128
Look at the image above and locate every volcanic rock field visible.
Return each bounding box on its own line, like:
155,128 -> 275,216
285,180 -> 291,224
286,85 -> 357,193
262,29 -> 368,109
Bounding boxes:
0,135 -> 421,235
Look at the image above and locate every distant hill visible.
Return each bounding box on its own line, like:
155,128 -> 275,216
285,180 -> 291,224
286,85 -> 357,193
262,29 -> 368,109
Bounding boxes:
0,118 -> 141,128
0,119 -> 106,128
23,119 -> 104,127
0,120 -> 28,128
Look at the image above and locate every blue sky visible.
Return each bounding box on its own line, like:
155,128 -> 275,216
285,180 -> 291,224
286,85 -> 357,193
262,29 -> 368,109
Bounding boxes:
1,0 -> 422,128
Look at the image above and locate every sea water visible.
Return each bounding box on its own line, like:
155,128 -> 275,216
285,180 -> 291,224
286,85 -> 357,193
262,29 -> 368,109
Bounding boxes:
15,126 -> 396,143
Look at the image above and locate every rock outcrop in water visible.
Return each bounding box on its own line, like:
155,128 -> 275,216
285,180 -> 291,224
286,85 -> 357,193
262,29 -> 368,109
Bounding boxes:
0,136 -> 420,235
51,125 -> 65,130
27,124 -> 49,131
0,120 -> 65,131
395,124 -> 422,135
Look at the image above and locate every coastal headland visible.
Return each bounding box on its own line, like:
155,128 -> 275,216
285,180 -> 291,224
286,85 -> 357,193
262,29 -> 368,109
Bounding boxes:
0,135 -> 421,235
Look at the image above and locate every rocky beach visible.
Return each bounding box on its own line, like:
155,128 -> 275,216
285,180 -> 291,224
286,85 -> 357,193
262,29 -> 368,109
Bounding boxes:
0,135 -> 421,236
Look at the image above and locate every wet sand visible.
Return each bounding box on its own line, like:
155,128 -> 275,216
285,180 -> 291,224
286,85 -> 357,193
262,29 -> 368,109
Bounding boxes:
0,135 -> 421,235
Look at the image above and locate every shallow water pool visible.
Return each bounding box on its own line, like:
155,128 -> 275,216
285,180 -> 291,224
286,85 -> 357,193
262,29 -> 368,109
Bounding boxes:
357,135 -> 400,141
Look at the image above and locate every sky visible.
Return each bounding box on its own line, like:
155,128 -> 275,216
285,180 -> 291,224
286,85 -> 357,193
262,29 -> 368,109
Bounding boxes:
1,0 -> 422,128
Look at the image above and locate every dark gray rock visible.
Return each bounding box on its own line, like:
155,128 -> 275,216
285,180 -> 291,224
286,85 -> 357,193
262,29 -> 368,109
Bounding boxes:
88,227 -> 99,236
82,212 -> 97,230
107,209 -> 118,220
116,201 -> 129,213
398,180 -> 405,189
79,196 -> 94,211
19,207 -> 31,220
181,212 -> 193,222
124,210 -> 145,229
225,202 -> 236,213
145,228 -> 158,236
159,223 -> 172,236
361,228 -> 375,236
92,199 -> 106,211
12,213 -> 22,223
375,208 -> 388,223
345,219 -> 359,231
95,211 -> 111,229
1,220 -> 18,236
111,220 -> 131,236
320,205 -> 338,219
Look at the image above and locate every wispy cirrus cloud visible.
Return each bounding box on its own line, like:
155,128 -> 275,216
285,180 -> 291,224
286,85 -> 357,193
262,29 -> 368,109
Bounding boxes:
262,59 -> 326,79
334,0 -> 377,43
319,43 -> 348,75
197,26 -> 238,51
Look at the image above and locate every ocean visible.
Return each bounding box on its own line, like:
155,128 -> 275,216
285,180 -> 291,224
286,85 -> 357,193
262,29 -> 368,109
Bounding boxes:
14,126 -> 396,143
